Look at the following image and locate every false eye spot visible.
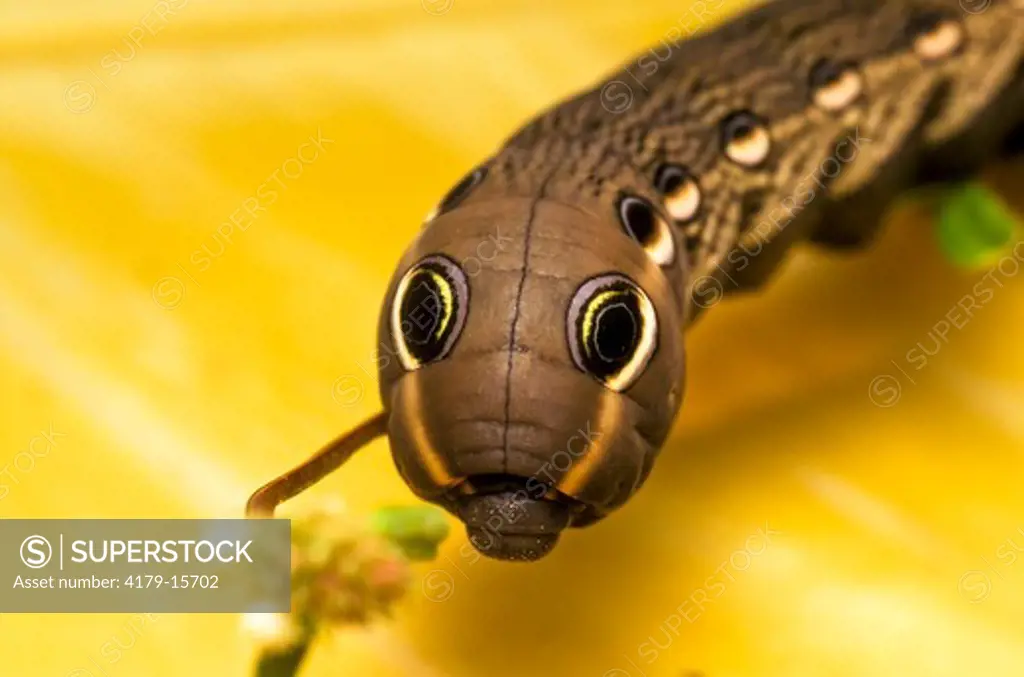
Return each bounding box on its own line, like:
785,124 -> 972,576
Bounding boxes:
809,59 -> 863,111
567,274 -> 658,392
909,12 -> 964,61
390,255 -> 469,371
720,110 -> 771,167
425,166 -> 487,224
617,194 -> 676,266
654,164 -> 702,223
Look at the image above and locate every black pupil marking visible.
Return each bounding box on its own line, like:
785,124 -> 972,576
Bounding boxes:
907,11 -> 948,38
594,302 -> 638,363
655,164 -> 687,194
399,265 -> 454,363
620,196 -> 658,245
809,58 -> 847,88
578,284 -> 644,381
438,167 -> 485,213
722,111 -> 760,143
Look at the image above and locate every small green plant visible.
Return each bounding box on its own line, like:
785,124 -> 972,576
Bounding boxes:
246,503 -> 450,677
936,181 -> 1021,269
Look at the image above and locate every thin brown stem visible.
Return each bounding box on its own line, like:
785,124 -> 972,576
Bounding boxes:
245,411 -> 388,517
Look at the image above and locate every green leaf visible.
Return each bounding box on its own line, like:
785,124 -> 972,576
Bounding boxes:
370,505 -> 450,561
936,182 -> 1019,269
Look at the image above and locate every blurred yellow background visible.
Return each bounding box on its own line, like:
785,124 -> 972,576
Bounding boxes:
2,0 -> 1024,675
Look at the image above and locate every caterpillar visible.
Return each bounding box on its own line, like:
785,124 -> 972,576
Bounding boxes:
247,0 -> 1024,561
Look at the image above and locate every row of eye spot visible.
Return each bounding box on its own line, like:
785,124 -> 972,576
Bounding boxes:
425,13 -> 967,265
621,12 -> 967,266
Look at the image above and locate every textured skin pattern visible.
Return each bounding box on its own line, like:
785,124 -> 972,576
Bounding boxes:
376,0 -> 1024,556
502,0 -> 1024,308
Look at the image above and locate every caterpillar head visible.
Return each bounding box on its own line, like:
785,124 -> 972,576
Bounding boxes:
377,153 -> 687,561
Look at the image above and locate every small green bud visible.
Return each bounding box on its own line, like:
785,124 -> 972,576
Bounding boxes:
937,182 -> 1020,269
370,505 -> 450,561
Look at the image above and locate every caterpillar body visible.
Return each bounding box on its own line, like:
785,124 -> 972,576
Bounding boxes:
247,0 -> 1024,561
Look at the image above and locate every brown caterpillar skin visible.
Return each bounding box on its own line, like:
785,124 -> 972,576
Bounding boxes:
376,0 -> 1024,561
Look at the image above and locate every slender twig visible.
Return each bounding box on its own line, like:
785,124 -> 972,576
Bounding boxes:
254,640 -> 313,677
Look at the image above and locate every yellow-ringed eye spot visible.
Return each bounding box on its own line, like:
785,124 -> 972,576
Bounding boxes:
809,59 -> 863,112
580,289 -> 630,364
390,255 -> 469,371
567,274 -> 658,392
654,164 -> 702,223
424,270 -> 455,339
617,195 -> 676,266
909,13 -> 964,61
721,110 -> 771,167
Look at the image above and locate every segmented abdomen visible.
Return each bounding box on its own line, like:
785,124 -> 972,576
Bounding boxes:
494,0 -> 1024,317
